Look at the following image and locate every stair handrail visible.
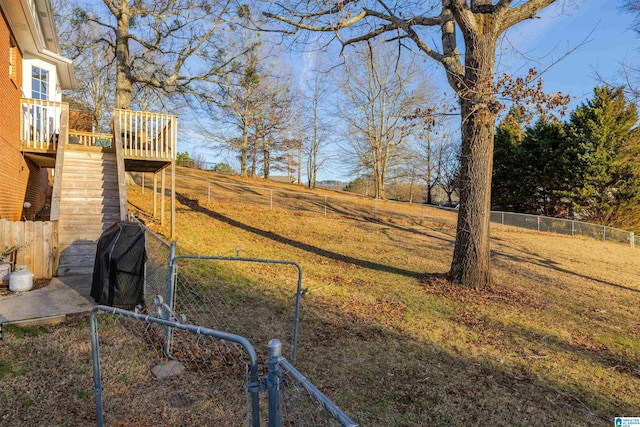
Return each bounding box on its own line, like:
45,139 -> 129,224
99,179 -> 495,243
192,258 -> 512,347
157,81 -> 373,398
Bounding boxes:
49,103 -> 69,274
113,114 -> 129,221
50,104 -> 69,221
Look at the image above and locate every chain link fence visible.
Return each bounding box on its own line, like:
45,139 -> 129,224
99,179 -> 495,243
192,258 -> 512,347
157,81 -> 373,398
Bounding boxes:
129,216 -> 305,363
91,219 -> 357,425
90,306 -> 357,426
129,215 -> 173,309
131,172 -> 636,248
90,305 -> 260,426
267,339 -> 357,427
489,211 -> 635,247
134,172 -> 456,226
143,228 -> 172,307
169,256 -> 304,364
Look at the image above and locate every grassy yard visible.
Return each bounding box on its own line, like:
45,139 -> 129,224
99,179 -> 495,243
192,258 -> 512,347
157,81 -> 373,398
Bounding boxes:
1,169 -> 638,426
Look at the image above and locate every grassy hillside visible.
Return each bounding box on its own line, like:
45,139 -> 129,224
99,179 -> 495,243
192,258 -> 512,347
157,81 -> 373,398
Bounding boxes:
125,168 -> 640,426
2,168 -> 636,426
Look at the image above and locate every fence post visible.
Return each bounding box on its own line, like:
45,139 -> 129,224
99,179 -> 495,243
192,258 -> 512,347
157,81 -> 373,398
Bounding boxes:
208,180 -> 211,203
571,220 -> 575,237
501,211 -> 504,225
164,241 -> 177,356
324,196 -> 327,216
89,311 -> 105,427
270,190 -> 273,211
631,232 -> 635,248
603,226 -> 606,242
537,216 -> 540,232
267,339 -> 283,427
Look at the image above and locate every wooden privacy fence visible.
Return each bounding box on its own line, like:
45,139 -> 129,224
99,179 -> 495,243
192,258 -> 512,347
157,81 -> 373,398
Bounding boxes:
0,219 -> 58,279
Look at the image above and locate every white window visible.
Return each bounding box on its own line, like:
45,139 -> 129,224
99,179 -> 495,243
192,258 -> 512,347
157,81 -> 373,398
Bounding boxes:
31,66 -> 49,100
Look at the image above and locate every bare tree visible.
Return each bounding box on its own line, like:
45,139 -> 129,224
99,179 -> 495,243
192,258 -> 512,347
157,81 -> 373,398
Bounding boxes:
70,0 -> 241,109
338,44 -> 425,199
53,2 -> 114,131
207,38 -> 264,177
252,78 -> 295,178
301,54 -> 333,188
605,2 -> 640,106
264,0 -> 564,288
388,150 -> 422,203
440,141 -> 461,205
404,109 -> 453,205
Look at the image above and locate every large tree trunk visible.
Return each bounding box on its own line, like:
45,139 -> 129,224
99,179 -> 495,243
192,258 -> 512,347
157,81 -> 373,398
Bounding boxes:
250,140 -> 257,177
310,152 -> 316,188
115,2 -> 132,110
297,145 -> 302,184
263,139 -> 271,179
408,172 -> 414,203
449,31 -> 498,289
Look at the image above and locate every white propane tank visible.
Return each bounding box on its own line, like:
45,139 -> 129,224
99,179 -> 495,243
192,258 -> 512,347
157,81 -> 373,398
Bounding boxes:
9,270 -> 33,292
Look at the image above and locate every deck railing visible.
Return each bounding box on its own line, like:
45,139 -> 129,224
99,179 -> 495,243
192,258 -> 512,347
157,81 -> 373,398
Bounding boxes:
68,130 -> 114,148
21,102 -> 177,162
114,109 -> 177,161
20,98 -> 67,152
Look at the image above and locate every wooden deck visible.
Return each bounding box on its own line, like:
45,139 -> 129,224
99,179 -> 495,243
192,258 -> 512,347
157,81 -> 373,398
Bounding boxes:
20,99 -> 177,172
20,99 -> 178,238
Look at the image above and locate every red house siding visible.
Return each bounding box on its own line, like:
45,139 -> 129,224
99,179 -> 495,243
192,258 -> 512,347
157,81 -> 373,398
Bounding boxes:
0,7 -> 27,221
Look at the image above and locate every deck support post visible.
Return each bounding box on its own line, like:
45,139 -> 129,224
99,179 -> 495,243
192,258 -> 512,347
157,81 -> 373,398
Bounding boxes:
170,161 -> 176,239
153,172 -> 158,218
161,167 -> 166,227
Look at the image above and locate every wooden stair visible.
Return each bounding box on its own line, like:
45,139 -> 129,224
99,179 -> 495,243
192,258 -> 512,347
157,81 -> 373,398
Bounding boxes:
56,147 -> 122,276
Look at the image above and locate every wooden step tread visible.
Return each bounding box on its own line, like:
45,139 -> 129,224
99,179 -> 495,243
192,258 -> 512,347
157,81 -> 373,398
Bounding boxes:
58,208 -> 121,217
58,189 -> 120,198
60,197 -> 120,205
61,170 -> 119,178
62,157 -> 117,164
57,265 -> 94,276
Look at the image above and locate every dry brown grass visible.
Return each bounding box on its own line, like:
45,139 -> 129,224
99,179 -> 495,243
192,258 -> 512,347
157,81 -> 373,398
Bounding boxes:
1,169 -> 638,426
0,319 -> 95,425
126,170 -> 640,425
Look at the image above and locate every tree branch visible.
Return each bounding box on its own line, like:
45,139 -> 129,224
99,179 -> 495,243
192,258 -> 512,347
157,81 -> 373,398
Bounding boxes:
263,10 -> 368,32
500,0 -> 557,33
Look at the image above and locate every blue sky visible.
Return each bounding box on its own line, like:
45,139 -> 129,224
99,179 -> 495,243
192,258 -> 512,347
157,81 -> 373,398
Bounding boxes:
498,1 -> 637,109
187,1 -> 640,181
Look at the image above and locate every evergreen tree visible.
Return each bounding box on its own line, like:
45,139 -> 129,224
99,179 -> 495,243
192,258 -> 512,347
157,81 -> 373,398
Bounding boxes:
567,86 -> 640,225
519,119 -> 580,216
491,113 -> 527,212
492,116 -> 580,216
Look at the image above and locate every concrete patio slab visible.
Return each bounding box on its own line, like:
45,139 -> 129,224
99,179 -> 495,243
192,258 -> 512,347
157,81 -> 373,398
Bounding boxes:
0,275 -> 95,325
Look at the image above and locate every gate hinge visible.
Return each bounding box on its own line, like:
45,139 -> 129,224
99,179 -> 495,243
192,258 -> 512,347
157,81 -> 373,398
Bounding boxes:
248,379 -> 267,393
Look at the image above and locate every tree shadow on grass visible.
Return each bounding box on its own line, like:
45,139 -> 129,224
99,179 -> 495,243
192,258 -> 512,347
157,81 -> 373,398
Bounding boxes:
490,243 -> 640,295
144,255 -> 627,426
377,221 -> 456,245
299,300 -> 621,426
175,192 -> 422,279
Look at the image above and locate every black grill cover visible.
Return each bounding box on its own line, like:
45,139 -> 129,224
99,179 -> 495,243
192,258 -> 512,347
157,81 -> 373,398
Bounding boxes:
91,221 -> 147,308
